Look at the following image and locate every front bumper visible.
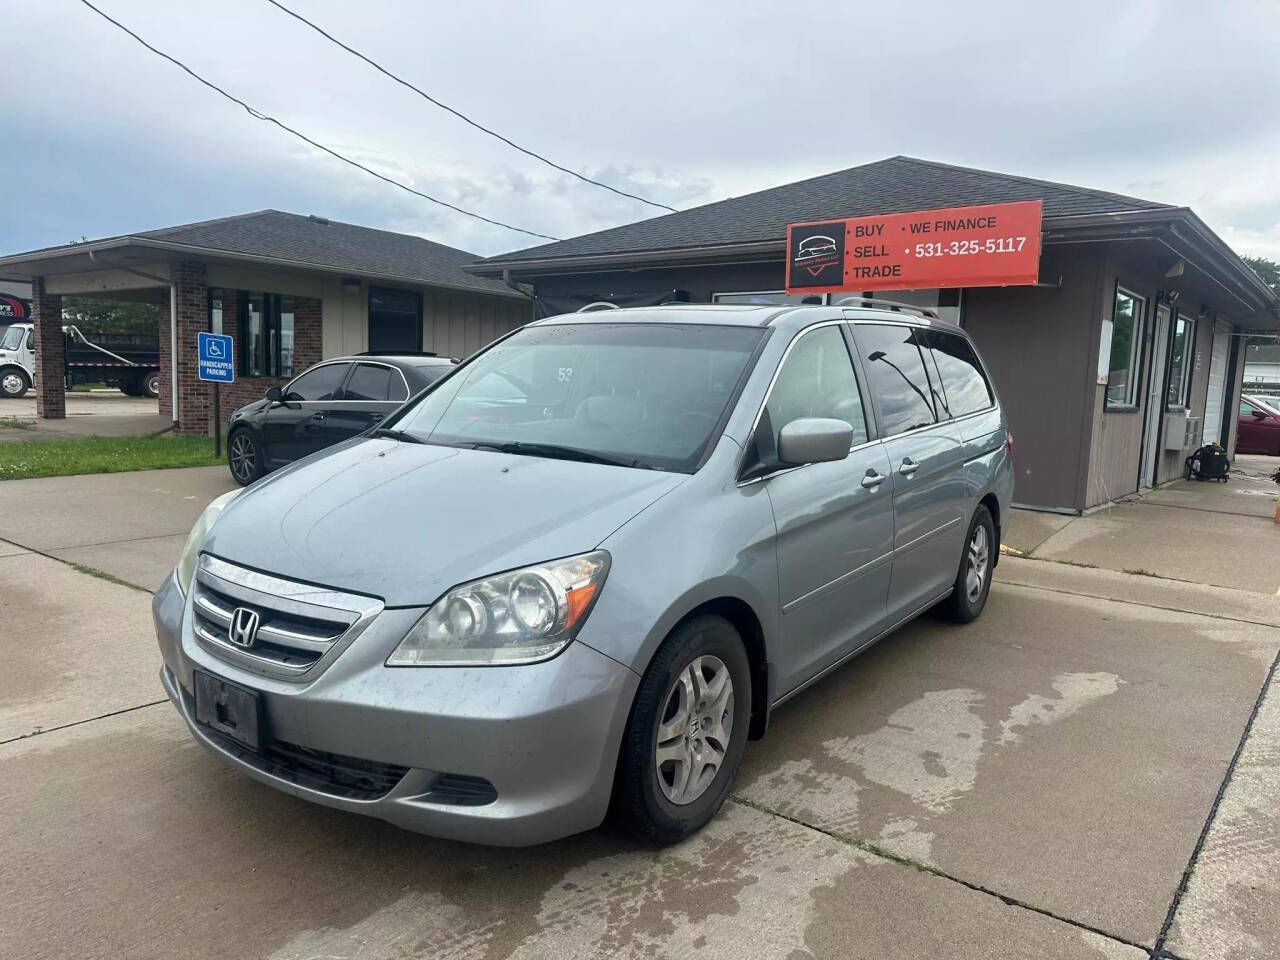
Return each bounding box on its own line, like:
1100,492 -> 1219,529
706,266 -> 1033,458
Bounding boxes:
152,571 -> 640,846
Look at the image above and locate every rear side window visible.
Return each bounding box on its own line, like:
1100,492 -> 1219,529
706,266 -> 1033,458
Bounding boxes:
759,325 -> 868,455
345,363 -> 393,401
854,324 -> 938,436
921,330 -> 994,418
286,362 -> 349,401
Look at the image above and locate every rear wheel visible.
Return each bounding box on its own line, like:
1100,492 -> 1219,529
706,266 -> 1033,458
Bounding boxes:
141,371 -> 161,398
615,614 -> 751,843
942,505 -> 995,623
0,368 -> 30,399
227,428 -> 265,486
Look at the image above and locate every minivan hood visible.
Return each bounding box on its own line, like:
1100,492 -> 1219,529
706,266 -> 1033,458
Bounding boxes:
203,438 -> 686,606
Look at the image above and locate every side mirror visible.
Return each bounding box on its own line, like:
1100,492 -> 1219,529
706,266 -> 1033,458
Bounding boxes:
1253,409 -> 1268,420
265,386 -> 283,403
778,417 -> 853,465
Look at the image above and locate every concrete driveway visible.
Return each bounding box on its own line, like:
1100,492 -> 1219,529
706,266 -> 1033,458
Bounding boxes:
0,389 -> 167,441
2,466 -> 1278,959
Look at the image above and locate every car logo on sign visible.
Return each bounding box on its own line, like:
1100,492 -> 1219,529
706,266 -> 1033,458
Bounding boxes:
228,607 -> 261,648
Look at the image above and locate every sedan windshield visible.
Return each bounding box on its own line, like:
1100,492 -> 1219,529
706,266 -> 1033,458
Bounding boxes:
393,322 -> 764,472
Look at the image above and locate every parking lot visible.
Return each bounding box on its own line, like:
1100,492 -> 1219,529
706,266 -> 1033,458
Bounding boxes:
2,463 -> 1278,960
0,390 -> 166,441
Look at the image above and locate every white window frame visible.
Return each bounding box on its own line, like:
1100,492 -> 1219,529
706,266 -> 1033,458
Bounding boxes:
1165,312 -> 1195,411
1104,286 -> 1147,411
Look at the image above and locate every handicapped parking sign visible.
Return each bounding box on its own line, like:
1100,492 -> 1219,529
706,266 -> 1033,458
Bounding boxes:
197,332 -> 234,383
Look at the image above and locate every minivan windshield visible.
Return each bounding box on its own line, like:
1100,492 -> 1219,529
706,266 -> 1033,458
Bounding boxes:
393,322 -> 764,472
0,325 -> 23,351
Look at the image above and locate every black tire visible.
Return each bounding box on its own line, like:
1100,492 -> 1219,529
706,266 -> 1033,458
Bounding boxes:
142,371 -> 161,398
0,367 -> 30,399
941,505 -> 996,624
615,614 -> 751,844
227,428 -> 265,486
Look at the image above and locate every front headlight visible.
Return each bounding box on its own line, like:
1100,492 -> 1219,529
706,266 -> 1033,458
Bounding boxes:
175,489 -> 243,594
388,551 -> 610,666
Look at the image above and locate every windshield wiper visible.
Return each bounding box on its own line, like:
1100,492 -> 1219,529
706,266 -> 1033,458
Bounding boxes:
468,440 -> 653,470
370,426 -> 425,444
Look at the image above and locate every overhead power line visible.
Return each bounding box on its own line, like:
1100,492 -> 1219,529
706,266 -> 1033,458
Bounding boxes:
74,0 -> 561,242
261,0 -> 678,214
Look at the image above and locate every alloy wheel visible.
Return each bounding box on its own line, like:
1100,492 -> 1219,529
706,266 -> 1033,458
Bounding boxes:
965,524 -> 989,603
654,654 -> 734,805
229,433 -> 256,483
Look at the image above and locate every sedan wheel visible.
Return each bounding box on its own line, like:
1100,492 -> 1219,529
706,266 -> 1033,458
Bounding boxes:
228,430 -> 262,486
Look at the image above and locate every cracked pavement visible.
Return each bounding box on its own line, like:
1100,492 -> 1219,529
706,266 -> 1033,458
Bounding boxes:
2,463 -> 1278,959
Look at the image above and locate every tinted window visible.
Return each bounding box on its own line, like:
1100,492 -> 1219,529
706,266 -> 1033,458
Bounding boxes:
922,330 -> 993,417
855,324 -> 938,436
387,370 -> 410,401
760,325 -> 867,455
345,363 -> 393,401
396,323 -> 763,473
286,362 -> 349,401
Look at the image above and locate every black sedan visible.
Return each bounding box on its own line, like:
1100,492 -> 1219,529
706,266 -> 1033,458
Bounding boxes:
226,354 -> 455,485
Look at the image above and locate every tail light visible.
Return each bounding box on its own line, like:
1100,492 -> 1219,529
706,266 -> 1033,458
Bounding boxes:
1005,429 -> 1014,458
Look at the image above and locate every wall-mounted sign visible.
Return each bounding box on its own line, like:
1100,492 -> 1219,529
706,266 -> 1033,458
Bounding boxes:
0,295 -> 28,321
785,200 -> 1043,294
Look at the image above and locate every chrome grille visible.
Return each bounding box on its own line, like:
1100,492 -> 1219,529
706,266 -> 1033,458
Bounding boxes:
191,555 -> 382,681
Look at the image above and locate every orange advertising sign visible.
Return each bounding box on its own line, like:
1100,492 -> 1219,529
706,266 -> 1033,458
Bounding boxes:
785,200 -> 1043,294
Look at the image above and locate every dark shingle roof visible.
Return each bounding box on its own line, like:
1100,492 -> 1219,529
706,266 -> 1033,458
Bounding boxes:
478,156 -> 1175,268
3,210 -> 517,297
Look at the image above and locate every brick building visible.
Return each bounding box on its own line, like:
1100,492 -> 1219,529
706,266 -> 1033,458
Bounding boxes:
0,211 -> 530,433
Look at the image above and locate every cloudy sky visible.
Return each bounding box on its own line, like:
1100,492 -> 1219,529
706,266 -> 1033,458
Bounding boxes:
4,0 -> 1279,262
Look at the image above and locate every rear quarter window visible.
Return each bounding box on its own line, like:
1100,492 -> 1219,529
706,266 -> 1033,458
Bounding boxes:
921,330 -> 993,418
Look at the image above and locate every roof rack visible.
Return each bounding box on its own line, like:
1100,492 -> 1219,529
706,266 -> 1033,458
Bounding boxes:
833,297 -> 939,320
576,301 -> 621,312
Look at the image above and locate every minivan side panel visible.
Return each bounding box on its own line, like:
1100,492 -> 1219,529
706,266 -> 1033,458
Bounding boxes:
584,436 -> 781,679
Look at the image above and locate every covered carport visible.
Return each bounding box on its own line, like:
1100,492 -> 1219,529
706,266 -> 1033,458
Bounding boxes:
0,210 -> 530,434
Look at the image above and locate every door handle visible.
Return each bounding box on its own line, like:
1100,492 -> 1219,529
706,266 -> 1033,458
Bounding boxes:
861,469 -> 886,489
898,457 -> 919,477
310,412 -> 326,422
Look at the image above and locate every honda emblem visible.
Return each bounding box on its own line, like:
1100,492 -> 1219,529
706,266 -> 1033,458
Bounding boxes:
228,606 -> 261,648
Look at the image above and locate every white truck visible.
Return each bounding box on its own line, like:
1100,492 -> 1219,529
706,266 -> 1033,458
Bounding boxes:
0,323 -> 161,399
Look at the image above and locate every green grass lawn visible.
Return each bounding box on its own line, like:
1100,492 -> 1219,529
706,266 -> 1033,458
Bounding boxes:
0,435 -> 223,481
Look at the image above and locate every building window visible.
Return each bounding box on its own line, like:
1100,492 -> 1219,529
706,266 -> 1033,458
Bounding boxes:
712,291 -> 827,305
1166,313 -> 1195,409
1105,287 -> 1146,409
368,287 -> 422,353
237,292 -> 294,378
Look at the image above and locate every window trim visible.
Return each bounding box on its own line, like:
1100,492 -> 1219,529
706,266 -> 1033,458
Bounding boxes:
1104,284 -> 1148,412
1165,310 -> 1195,411
343,360 -> 411,402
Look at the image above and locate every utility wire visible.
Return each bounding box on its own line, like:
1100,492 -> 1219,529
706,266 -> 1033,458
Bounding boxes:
261,0 -> 678,214
73,0 -> 561,242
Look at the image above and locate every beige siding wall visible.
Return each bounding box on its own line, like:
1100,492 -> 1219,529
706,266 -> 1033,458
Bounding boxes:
422,288 -> 529,358
1085,388 -> 1144,504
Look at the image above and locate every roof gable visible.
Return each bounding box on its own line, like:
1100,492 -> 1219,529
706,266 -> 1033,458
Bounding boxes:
478,156 -> 1174,266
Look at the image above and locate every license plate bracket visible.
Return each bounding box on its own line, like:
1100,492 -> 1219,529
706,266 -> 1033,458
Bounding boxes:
193,670 -> 263,752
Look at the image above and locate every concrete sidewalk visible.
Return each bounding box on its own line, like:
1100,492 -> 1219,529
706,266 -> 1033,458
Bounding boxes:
1,464 -> 1278,959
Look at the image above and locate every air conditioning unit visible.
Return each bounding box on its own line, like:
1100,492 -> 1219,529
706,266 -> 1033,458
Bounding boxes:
1163,411 -> 1201,451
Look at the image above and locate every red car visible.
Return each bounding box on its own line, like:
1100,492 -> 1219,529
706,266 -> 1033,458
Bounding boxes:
1237,395 -> 1280,456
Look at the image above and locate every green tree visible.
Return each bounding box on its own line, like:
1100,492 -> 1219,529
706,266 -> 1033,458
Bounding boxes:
1242,255 -> 1280,295
61,296 -> 159,335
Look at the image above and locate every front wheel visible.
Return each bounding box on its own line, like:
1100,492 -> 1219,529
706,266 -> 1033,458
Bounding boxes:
1,368 -> 30,399
614,614 -> 751,843
227,428 -> 265,486
942,505 -> 996,624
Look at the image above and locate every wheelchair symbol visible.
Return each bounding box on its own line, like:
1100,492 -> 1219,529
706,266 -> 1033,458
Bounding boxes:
207,340 -> 224,358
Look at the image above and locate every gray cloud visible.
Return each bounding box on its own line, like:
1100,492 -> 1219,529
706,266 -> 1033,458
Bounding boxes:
3,0 -> 1278,260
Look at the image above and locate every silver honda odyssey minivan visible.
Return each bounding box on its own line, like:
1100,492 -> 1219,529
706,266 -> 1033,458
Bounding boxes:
154,303 -> 1013,846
